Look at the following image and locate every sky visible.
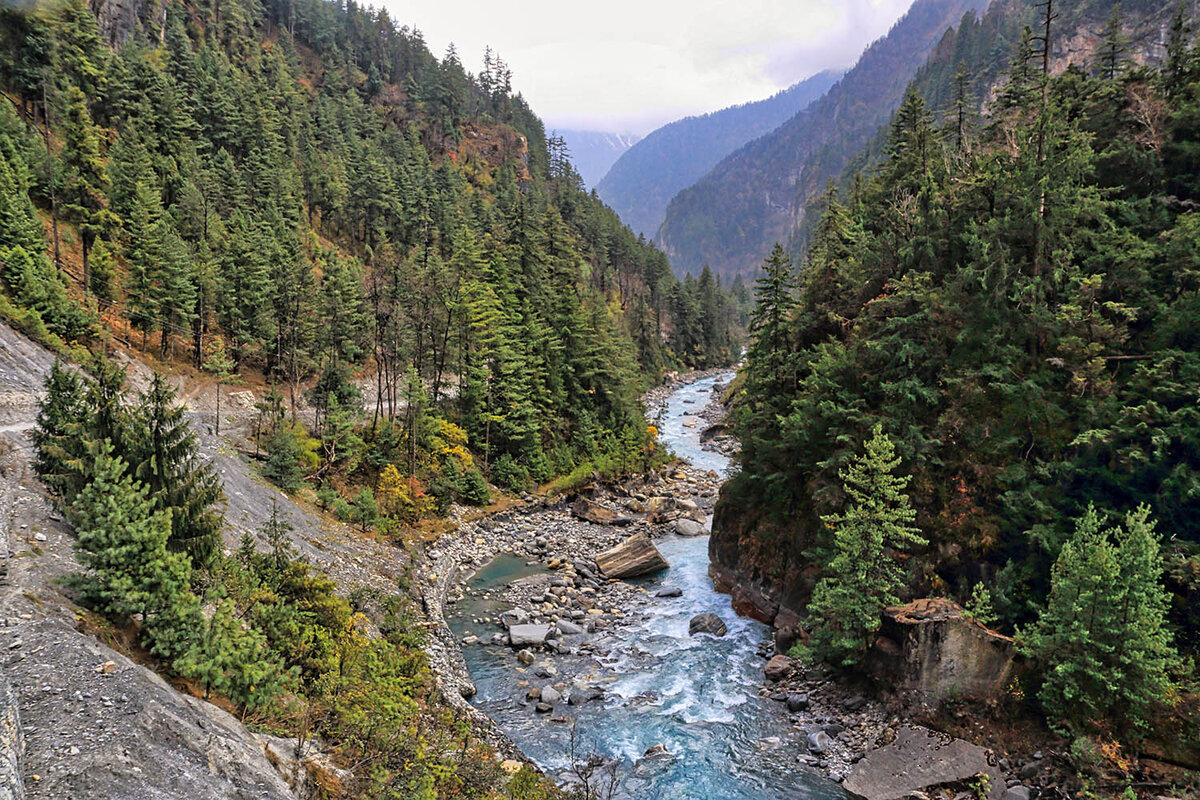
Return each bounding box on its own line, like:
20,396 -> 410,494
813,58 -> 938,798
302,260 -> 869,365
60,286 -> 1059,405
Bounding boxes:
380,0 -> 918,135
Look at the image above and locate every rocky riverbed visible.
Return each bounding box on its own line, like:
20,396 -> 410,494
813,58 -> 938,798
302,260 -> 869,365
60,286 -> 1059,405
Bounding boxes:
420,370 -> 1060,800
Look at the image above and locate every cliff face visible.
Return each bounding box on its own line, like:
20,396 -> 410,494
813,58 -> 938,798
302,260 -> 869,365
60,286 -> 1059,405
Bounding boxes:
90,0 -> 153,47
707,474 -> 818,641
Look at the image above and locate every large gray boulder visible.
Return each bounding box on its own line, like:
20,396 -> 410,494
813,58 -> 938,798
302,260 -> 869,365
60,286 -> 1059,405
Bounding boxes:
688,612 -> 728,637
594,533 -> 669,579
873,598 -> 1017,708
673,518 -> 706,537
843,726 -> 1003,800
508,624 -> 554,648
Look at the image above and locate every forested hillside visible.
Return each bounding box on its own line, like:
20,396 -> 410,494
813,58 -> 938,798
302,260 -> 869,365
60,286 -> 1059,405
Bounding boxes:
655,0 -> 990,279
0,0 -> 740,502
719,0 -> 1200,757
596,70 -> 840,242
799,0 -> 1196,246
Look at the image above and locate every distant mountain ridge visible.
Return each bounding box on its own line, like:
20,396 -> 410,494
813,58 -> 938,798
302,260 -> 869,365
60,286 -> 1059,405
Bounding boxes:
656,0 -> 992,279
596,70 -> 841,240
556,129 -> 642,189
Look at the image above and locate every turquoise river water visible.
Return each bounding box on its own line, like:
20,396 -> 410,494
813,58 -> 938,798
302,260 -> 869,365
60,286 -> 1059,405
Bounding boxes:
447,374 -> 846,799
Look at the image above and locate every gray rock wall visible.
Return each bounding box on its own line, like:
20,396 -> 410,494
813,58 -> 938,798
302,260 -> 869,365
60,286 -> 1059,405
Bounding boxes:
0,678 -> 22,800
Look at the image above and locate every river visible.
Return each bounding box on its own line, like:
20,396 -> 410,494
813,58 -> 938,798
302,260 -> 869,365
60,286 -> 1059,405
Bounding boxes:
447,374 -> 846,799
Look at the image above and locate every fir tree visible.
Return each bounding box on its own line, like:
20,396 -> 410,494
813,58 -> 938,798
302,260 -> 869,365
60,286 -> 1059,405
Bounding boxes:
128,373 -> 223,566
67,442 -> 193,640
803,425 -> 925,666
1020,506 -> 1177,737
32,360 -> 87,499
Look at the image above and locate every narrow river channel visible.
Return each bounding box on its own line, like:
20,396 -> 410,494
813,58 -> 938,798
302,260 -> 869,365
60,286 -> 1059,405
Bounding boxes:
447,374 -> 847,799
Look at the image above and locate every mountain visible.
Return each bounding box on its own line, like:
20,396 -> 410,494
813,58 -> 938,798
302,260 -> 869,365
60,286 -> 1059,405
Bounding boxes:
656,0 -> 992,280
596,70 -> 841,241
555,129 -> 641,188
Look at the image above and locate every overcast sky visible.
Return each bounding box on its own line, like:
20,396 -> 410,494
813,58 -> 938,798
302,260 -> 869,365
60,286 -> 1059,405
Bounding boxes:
380,0 -> 918,135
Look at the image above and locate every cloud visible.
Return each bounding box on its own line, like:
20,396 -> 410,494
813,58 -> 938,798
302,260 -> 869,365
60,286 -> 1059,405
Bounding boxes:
381,0 -> 917,134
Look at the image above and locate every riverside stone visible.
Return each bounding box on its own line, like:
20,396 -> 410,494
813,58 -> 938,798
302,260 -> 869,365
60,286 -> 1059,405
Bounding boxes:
807,731 -> 833,754
764,654 -> 794,682
674,519 -> 706,537
655,586 -> 683,598
843,726 -> 1003,800
594,534 -> 669,579
508,624 -> 553,648
872,598 -> 1016,707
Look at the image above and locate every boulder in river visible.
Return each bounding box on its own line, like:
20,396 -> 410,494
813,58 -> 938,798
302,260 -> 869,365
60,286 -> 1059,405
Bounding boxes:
594,533 -> 669,579
509,624 -> 553,648
673,518 -> 706,537
655,586 -> 683,598
843,725 -> 1003,800
688,612 -> 728,637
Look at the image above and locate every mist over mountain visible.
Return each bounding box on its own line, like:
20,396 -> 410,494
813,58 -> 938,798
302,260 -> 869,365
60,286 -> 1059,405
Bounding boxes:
555,129 -> 642,189
596,70 -> 840,240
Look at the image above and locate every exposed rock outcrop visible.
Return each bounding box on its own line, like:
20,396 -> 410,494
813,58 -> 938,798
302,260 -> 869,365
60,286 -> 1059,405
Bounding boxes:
843,726 -> 1003,800
594,533 -> 669,579
0,678 -> 21,800
870,598 -> 1018,707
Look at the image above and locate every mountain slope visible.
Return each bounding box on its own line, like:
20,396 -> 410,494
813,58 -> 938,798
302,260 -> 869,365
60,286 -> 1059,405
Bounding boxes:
596,70 -> 840,240
656,0 -> 991,279
556,129 -> 641,189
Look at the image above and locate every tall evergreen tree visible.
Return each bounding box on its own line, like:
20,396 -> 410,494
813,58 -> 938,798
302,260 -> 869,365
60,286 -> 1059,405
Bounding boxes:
803,424 -> 925,666
1020,506 -> 1177,737
128,373 -> 223,565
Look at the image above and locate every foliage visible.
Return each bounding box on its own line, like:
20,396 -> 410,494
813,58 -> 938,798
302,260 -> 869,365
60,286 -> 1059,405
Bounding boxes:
1019,506 -> 1178,738
804,425 -> 925,666
730,6 -> 1200,742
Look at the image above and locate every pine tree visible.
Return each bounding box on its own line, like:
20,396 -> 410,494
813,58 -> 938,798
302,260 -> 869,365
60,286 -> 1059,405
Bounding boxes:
803,425 -> 925,666
59,84 -> 111,291
1096,4 -> 1129,82
67,442 -> 193,636
32,360 -> 88,499
1020,506 -> 1177,738
175,599 -> 290,708
263,425 -> 305,492
128,373 -> 223,566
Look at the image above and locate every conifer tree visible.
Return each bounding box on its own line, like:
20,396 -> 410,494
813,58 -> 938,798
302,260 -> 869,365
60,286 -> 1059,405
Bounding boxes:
32,360 -> 88,499
67,442 -> 193,636
59,84 -> 110,290
176,599 -> 290,708
1021,506 -> 1177,737
803,425 -> 925,666
1096,4 -> 1129,82
128,373 -> 223,566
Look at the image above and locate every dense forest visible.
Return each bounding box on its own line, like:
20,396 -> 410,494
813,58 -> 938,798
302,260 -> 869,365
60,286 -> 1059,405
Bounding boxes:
0,0 -> 742,510
726,0 -> 1200,758
0,0 -> 748,795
